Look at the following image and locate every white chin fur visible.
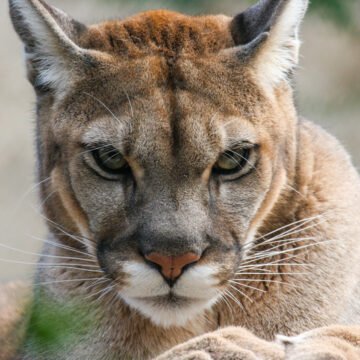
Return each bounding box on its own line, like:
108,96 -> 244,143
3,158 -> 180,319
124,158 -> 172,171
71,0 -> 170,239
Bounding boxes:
119,262 -> 221,327
121,295 -> 220,328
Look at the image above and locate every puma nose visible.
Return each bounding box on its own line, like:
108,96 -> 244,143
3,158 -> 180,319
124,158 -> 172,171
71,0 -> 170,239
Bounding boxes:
144,252 -> 201,286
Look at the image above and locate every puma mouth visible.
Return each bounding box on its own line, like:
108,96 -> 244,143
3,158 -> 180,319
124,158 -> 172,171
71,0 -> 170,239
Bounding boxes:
116,262 -> 222,326
133,293 -> 196,305
121,293 -> 219,328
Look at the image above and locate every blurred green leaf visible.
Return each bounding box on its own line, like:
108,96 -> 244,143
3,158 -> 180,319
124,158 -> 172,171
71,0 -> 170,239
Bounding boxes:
25,296 -> 97,354
309,0 -> 355,28
103,0 -> 357,30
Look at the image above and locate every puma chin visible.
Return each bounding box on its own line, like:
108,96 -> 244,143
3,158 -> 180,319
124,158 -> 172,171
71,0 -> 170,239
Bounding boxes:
118,263 -> 221,327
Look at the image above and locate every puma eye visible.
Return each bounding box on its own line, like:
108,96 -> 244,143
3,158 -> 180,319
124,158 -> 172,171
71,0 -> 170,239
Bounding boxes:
92,146 -> 129,174
213,147 -> 253,177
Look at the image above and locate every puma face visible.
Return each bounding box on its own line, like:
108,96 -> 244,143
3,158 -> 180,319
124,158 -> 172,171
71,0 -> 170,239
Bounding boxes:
10,0 -> 307,327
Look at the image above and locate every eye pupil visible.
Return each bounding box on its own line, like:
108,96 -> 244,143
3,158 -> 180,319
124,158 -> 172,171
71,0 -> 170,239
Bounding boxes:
93,146 -> 128,174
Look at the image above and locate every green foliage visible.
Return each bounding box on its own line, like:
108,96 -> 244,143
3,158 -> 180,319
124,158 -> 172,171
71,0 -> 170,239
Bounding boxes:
25,297 -> 97,354
103,0 -> 356,29
309,0 -> 356,28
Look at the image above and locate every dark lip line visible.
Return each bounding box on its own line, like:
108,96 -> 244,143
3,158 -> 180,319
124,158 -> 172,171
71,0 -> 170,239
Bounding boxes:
131,293 -> 206,302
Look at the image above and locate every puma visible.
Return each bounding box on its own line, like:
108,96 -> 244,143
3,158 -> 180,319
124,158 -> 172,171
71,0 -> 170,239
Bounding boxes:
4,0 -> 360,358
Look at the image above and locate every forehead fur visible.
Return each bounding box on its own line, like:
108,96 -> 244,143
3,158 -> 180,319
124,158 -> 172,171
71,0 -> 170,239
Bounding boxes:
81,10 -> 235,58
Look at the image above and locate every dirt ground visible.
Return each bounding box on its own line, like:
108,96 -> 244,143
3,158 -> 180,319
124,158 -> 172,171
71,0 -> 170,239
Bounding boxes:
0,0 -> 359,280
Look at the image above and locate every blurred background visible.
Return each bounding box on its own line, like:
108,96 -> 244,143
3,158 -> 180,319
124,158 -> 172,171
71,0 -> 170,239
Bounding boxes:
0,0 -> 359,280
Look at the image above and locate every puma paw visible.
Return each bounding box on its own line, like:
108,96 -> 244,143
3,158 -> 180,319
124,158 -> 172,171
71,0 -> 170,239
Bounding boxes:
277,325 -> 360,360
155,327 -> 284,360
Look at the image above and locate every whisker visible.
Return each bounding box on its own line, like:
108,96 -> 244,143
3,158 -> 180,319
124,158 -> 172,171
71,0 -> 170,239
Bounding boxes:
33,277 -> 103,286
238,258 -> 314,271
234,272 -> 308,276
243,237 -> 318,263
84,277 -> 111,292
231,278 -> 295,285
285,183 -> 306,199
80,144 -> 109,156
85,283 -> 114,301
4,177 -> 52,226
237,268 -> 275,273
0,259 -> 102,273
123,89 -> 134,118
37,188 -> 58,210
242,240 -> 334,265
107,290 -> 121,308
250,216 -> 329,251
77,143 -> 124,158
52,233 -> 94,251
231,278 -> 301,290
223,118 -> 239,129
227,149 -> 260,178
36,266 -> 103,273
96,284 -> 116,303
0,258 -> 97,267
30,235 -> 96,259
83,92 -> 123,125
224,288 -> 245,311
216,289 -> 234,316
12,176 -> 52,212
243,251 -> 305,265
35,211 -> 95,249
264,219 -> 328,244
253,214 -> 325,243
245,236 -> 316,255
229,281 -> 266,294
240,259 -> 314,268
0,242 -> 95,263
228,283 -> 257,301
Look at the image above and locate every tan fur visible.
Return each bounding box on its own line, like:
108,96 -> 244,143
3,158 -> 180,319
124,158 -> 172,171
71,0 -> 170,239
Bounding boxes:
5,0 -> 360,359
0,283 -> 30,360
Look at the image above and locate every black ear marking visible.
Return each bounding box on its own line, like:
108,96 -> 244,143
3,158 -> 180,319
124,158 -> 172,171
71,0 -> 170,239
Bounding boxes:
228,0 -> 308,86
235,32 -> 269,62
231,0 -> 286,46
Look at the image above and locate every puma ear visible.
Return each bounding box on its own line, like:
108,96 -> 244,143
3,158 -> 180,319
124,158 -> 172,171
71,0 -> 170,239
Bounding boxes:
9,0 -> 90,95
230,0 -> 309,89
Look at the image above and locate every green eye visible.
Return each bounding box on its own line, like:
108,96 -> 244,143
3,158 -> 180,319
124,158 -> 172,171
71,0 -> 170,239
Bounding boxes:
93,146 -> 128,174
213,148 -> 251,175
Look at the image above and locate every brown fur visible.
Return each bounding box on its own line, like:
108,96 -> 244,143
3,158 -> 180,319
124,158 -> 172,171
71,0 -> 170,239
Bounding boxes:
5,0 -> 360,359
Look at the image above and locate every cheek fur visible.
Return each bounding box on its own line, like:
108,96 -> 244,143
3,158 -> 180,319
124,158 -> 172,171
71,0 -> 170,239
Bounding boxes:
69,161 -> 129,233
51,166 -> 94,251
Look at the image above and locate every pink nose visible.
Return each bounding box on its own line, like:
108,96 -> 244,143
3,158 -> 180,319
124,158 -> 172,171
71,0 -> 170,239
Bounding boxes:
145,252 -> 201,281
